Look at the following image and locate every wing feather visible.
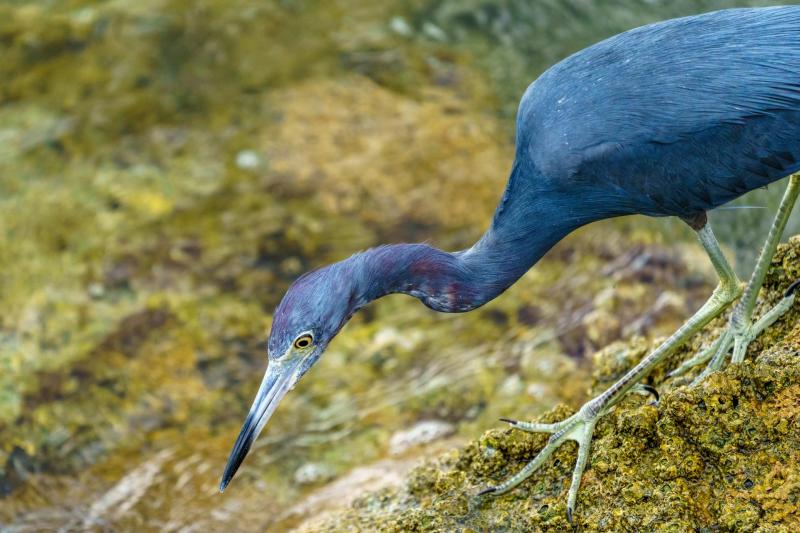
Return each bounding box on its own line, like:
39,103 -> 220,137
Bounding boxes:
516,5 -> 800,217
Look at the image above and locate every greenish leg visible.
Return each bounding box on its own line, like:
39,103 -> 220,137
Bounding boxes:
683,174 -> 800,384
731,175 -> 800,362
484,224 -> 741,522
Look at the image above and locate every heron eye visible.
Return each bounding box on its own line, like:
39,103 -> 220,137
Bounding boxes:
293,334 -> 313,349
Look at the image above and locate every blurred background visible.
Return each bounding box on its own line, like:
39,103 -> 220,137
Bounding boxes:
2,1 -> 799,530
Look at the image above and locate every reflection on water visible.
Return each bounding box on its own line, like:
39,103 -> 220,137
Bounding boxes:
0,0 -> 794,530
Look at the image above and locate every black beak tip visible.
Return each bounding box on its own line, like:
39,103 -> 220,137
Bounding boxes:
219,457 -> 243,493
219,430 -> 254,494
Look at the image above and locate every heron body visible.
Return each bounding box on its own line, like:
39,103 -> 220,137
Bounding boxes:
222,6 -> 800,520
520,6 -> 800,221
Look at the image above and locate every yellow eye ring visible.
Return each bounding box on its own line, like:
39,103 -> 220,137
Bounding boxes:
293,334 -> 313,349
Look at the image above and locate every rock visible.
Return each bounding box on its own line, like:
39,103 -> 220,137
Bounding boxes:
389,420 -> 456,456
623,290 -> 687,337
284,459 -> 418,529
389,16 -> 413,37
235,150 -> 262,170
496,374 -> 524,398
83,449 -> 173,527
293,462 -> 336,485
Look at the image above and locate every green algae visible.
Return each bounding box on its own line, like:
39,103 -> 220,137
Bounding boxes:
304,238 -> 800,531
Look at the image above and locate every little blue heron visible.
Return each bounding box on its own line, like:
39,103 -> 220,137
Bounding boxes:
221,6 -> 800,520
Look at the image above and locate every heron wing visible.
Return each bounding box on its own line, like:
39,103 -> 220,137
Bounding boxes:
517,6 -> 800,216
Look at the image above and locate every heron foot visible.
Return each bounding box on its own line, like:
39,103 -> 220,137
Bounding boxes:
669,279 -> 799,384
481,404 -> 598,524
485,383 -> 656,522
672,176 -> 800,383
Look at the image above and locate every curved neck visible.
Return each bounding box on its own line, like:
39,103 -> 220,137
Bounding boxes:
347,160 -> 595,313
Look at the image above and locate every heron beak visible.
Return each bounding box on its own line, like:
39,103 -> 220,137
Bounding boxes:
219,357 -> 302,492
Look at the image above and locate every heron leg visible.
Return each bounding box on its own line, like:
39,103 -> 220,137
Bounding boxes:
482,223 -> 740,522
686,174 -> 800,384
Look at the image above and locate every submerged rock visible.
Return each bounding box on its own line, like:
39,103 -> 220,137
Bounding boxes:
294,462 -> 337,486
298,237 -> 800,531
389,420 -> 455,456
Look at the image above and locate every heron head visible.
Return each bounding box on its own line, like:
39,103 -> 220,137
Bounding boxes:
220,263 -> 355,490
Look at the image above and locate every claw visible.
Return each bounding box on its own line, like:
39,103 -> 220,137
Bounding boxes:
499,417 -> 518,425
567,506 -> 574,524
477,486 -> 496,496
628,383 -> 659,403
784,278 -> 800,297
640,384 -> 659,403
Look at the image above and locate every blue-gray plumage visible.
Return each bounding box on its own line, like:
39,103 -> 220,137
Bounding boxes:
221,6 -> 800,520
521,5 -> 800,220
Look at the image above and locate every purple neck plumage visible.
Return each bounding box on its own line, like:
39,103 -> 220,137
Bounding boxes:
343,160 -> 596,314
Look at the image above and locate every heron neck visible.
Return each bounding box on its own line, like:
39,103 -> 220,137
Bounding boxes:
451,160 -> 587,309
350,161 -> 590,312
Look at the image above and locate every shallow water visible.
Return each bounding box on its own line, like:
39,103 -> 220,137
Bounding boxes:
1,1 -> 798,530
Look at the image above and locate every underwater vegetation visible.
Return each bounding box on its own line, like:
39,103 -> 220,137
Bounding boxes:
1,0 -> 799,530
